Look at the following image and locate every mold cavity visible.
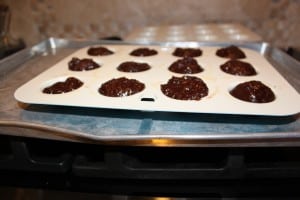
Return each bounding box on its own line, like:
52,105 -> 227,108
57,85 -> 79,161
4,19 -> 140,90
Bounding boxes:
229,80 -> 276,103
87,46 -> 114,56
41,77 -> 83,94
117,61 -> 151,73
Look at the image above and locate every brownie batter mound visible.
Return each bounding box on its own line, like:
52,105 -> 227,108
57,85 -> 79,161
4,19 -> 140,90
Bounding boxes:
87,46 -> 114,56
230,80 -> 275,103
43,77 -> 83,94
117,61 -> 151,72
99,77 -> 145,97
129,48 -> 158,56
216,45 -> 246,59
169,57 -> 203,74
68,57 -> 100,71
161,76 -> 208,100
220,60 -> 257,76
172,47 -> 202,57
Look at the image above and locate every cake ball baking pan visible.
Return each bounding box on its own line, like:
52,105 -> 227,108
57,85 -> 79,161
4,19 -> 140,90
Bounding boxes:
14,44 -> 300,116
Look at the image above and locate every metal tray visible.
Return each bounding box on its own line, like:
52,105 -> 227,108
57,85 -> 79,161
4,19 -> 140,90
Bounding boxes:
0,38 -> 300,147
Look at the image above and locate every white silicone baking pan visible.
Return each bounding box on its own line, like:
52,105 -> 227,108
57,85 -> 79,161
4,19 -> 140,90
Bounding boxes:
14,44 -> 300,116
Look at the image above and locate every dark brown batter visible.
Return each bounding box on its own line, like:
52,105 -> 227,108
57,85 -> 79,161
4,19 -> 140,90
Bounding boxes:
172,47 -> 202,57
87,46 -> 114,56
129,48 -> 158,56
161,76 -> 208,100
117,61 -> 151,72
99,77 -> 145,97
169,57 -> 203,74
42,77 -> 83,94
230,80 -> 275,103
216,45 -> 246,59
220,60 -> 257,76
68,57 -> 100,71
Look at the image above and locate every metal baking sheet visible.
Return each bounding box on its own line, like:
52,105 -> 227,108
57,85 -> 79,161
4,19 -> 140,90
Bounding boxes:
0,38 -> 300,146
14,44 -> 300,116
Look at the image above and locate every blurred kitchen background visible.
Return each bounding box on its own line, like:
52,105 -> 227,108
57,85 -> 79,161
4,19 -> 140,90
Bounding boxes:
0,0 -> 299,48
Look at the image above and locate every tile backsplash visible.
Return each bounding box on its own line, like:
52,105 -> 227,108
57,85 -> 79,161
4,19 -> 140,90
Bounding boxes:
2,0 -> 299,48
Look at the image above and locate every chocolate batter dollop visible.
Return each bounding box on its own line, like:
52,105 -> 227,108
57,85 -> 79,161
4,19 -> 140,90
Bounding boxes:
42,77 -> 83,94
117,61 -> 151,72
129,48 -> 158,56
87,46 -> 114,56
172,47 -> 202,57
216,45 -> 246,59
169,57 -> 203,74
161,76 -> 208,100
220,60 -> 257,76
68,57 -> 100,71
230,80 -> 275,103
99,77 -> 145,97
